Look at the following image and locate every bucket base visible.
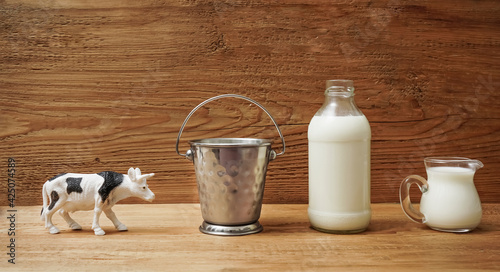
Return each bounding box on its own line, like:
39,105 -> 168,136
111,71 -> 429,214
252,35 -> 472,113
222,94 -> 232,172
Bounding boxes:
199,221 -> 263,236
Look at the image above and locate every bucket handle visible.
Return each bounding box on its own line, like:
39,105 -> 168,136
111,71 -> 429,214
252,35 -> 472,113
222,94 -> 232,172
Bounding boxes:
176,94 -> 286,160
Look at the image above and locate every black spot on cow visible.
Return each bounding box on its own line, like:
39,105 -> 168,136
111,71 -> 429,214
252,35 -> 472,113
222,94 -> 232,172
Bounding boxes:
66,177 -> 83,194
97,171 -> 123,202
48,191 -> 59,210
48,173 -> 67,182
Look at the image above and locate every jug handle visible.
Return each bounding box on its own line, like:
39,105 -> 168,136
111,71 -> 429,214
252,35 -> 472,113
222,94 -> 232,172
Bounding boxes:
175,94 -> 286,160
399,175 -> 428,223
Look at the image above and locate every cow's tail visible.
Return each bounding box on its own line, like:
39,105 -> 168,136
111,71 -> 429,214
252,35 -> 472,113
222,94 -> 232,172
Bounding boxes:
40,181 -> 48,221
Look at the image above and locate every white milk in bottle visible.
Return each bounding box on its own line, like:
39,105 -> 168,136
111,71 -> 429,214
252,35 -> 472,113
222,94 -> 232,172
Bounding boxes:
308,80 -> 371,233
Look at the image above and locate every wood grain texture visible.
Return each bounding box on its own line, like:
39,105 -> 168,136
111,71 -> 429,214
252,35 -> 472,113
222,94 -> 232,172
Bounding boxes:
1,204 -> 499,271
0,0 -> 499,205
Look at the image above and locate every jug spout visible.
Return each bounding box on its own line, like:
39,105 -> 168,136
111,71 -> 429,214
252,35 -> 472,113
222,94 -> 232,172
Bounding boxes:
469,159 -> 484,171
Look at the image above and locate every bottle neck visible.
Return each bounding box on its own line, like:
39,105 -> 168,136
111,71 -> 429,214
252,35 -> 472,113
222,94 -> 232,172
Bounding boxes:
314,80 -> 363,117
315,91 -> 363,117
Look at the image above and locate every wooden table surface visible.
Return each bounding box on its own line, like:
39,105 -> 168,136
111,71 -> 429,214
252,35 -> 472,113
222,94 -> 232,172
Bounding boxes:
1,203 -> 499,271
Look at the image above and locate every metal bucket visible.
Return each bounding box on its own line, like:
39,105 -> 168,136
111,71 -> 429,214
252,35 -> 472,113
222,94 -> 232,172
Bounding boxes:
176,94 -> 285,236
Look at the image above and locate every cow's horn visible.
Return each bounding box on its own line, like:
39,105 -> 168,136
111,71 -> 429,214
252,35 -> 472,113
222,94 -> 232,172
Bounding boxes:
138,173 -> 154,180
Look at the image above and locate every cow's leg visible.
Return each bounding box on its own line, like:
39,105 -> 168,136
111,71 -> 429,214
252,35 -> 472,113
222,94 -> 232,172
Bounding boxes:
92,200 -> 106,236
59,209 -> 82,230
45,191 -> 66,234
104,207 -> 127,231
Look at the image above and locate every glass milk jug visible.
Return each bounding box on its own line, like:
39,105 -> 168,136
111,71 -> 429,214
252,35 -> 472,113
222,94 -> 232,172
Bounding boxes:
400,157 -> 484,232
308,80 -> 371,234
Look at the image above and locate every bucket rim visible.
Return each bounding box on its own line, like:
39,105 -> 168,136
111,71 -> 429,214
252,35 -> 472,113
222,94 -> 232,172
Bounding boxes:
188,138 -> 273,147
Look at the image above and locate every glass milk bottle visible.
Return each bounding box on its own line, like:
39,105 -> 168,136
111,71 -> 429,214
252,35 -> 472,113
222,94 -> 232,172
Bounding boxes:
308,79 -> 371,233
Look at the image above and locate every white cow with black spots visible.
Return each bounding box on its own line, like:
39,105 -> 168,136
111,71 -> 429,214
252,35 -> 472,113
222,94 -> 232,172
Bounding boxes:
40,167 -> 155,235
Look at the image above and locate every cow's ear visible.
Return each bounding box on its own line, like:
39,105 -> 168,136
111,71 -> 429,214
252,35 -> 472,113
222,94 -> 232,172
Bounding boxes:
128,167 -> 136,181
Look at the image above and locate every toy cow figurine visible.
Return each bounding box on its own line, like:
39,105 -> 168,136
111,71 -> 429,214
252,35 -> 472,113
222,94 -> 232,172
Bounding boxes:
40,167 -> 155,235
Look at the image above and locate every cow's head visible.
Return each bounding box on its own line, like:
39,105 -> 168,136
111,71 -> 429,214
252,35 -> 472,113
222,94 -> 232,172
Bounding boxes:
127,167 -> 155,202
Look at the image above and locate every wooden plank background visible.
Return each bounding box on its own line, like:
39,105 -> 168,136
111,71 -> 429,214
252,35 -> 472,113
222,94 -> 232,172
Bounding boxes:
1,0 -> 499,205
